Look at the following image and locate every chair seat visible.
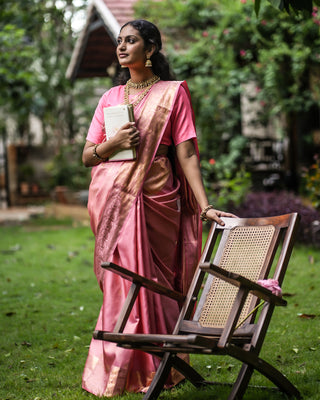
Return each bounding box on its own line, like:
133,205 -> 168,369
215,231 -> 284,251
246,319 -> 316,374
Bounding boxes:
93,330 -> 254,353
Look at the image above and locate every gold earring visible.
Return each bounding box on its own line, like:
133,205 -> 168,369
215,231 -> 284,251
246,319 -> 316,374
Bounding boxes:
145,55 -> 152,67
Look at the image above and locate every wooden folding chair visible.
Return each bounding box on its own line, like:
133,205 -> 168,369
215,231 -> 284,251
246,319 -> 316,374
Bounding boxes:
94,213 -> 301,399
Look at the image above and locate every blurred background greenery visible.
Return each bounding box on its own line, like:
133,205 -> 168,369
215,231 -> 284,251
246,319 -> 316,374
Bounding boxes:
1,0 -> 320,244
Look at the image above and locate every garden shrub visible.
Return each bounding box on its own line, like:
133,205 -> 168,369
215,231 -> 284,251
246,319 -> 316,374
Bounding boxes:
302,155 -> 320,210
232,190 -> 320,245
201,135 -> 252,210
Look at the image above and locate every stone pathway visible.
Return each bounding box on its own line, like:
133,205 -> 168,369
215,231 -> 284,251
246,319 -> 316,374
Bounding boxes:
0,206 -> 45,224
0,204 -> 90,225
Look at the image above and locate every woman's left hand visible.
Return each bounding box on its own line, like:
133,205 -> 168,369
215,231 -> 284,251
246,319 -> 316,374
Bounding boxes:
205,208 -> 238,226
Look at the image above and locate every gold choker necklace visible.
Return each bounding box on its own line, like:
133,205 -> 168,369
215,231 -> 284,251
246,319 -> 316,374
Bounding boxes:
126,75 -> 160,89
124,76 -> 160,108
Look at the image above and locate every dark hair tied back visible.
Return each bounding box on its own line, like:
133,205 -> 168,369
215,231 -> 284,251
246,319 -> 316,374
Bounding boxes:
116,19 -> 176,85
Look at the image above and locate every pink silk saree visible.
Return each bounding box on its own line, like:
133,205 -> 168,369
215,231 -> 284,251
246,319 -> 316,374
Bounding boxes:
82,81 -> 201,397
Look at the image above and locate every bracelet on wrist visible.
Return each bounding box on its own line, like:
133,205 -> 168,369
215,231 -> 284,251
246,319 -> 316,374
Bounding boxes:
93,144 -> 108,162
200,205 -> 214,222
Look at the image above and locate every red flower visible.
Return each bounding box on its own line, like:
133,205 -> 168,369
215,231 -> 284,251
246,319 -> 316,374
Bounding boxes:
202,31 -> 209,37
209,158 -> 216,165
240,49 -> 246,57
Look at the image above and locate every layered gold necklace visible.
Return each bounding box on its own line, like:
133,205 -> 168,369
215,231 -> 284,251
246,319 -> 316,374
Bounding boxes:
124,75 -> 160,108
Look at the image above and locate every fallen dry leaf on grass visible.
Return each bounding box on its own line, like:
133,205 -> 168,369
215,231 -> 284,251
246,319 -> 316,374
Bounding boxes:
297,313 -> 316,319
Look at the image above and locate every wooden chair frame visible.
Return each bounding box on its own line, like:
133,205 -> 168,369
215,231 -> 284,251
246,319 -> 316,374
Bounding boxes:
93,213 -> 301,399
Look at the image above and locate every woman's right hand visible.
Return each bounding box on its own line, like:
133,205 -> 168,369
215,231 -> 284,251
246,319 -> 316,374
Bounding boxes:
82,123 -> 140,167
113,122 -> 140,150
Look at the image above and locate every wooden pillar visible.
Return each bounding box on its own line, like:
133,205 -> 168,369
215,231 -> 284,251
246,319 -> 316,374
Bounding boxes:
7,145 -> 18,206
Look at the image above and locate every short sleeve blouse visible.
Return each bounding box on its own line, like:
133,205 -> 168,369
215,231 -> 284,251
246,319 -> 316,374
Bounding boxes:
86,82 -> 197,146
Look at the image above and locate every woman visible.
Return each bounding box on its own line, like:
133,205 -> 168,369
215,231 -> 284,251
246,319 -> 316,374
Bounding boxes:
82,19 -> 235,397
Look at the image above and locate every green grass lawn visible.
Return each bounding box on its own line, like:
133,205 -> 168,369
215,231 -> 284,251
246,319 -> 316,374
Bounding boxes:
0,216 -> 319,400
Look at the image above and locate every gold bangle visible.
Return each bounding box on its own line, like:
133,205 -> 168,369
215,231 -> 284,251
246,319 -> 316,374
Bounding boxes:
200,205 -> 214,222
93,144 -> 108,162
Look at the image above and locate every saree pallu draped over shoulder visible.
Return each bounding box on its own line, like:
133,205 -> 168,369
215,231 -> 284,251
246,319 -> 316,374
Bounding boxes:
83,81 -> 201,397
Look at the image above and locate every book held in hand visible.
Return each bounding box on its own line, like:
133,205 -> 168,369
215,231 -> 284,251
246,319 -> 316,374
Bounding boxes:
103,104 -> 136,161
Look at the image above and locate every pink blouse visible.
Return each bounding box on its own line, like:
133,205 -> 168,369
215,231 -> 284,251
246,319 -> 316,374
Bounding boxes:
86,82 -> 197,147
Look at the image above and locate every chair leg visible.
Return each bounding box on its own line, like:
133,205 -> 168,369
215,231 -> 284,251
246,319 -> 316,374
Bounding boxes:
143,352 -> 207,400
227,363 -> 254,400
170,354 -> 206,387
227,346 -> 301,399
143,353 -> 173,400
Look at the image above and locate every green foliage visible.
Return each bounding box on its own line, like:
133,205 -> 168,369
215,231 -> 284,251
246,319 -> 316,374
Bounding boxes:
255,0 -> 320,15
201,136 -> 252,209
0,23 -> 37,133
134,0 -> 221,30
45,142 -> 91,190
249,6 -> 320,115
0,0 -> 88,143
136,0 -> 320,202
302,155 -> 320,210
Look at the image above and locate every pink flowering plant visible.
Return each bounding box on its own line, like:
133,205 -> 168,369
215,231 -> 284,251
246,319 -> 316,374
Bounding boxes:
257,278 -> 282,296
235,279 -> 282,329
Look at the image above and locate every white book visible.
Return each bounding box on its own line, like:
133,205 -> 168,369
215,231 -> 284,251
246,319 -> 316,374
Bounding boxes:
103,104 -> 136,161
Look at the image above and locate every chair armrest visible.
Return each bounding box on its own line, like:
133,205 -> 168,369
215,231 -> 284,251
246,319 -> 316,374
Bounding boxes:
201,262 -> 287,307
101,262 -> 185,302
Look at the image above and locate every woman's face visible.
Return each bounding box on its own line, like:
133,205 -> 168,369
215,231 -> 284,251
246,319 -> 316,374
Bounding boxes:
117,25 -> 148,69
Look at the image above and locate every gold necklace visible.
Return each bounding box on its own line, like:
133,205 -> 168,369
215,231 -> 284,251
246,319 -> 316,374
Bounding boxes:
127,75 -> 160,89
124,76 -> 160,108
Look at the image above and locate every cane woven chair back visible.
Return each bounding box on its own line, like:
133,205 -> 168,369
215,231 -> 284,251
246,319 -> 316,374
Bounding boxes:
193,222 -> 278,329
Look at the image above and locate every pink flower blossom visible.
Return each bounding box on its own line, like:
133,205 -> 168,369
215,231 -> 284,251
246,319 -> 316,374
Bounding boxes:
223,29 -> 230,35
209,158 -> 215,165
240,49 -> 247,57
257,279 -> 282,296
240,0 -> 247,3
236,278 -> 282,328
261,20 -> 267,26
202,31 -> 209,37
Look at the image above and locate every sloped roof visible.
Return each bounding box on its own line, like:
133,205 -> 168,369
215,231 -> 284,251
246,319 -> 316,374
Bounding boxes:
105,0 -> 137,27
66,0 -> 137,81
